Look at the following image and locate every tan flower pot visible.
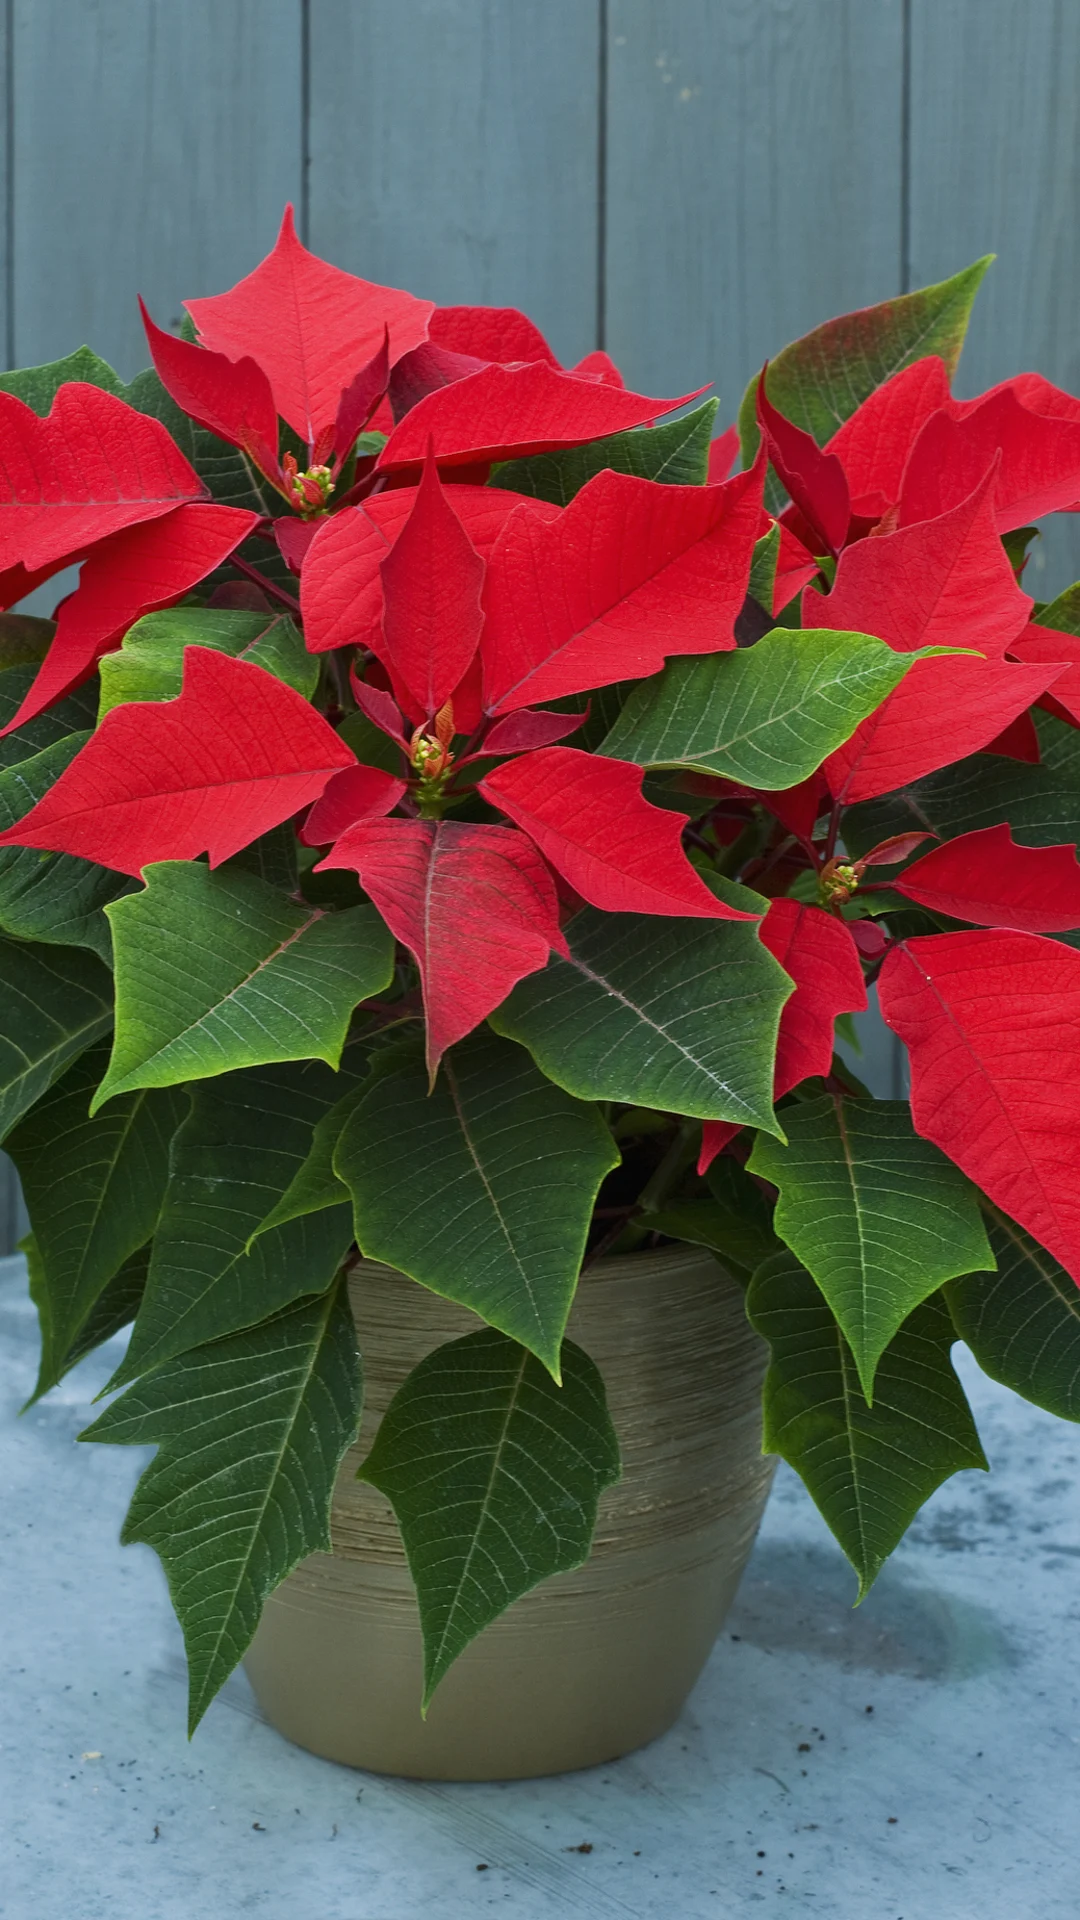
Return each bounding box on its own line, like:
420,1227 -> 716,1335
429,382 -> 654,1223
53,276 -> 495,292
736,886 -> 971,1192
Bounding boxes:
244,1244 -> 775,1780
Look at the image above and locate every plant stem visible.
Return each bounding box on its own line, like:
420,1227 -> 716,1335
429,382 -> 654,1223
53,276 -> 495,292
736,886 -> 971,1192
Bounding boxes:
636,1119 -> 700,1215
229,553 -> 303,616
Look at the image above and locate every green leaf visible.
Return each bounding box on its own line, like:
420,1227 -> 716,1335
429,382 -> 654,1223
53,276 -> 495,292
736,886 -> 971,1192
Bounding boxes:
649,1154 -> 781,1277
7,1042 -> 186,1400
336,708 -> 408,777
249,1074 -> 370,1247
0,666 -> 98,769
1028,579 -> 1080,636
0,346 -> 124,413
600,628 -> 918,789
0,735 -> 133,957
223,820 -> 300,894
123,366 -> 279,517
359,1327 -> 619,1706
0,937 -> 112,1140
110,1060 -> 358,1386
749,523 -> 781,616
97,606 -> 318,718
31,1240 -> 151,1384
746,1251 -> 987,1596
83,1278 -> 362,1733
946,1208 -> 1080,1422
489,399 -> 719,505
96,862 -> 394,1107
738,257 -> 992,460
844,710 -> 1080,856
491,908 -> 791,1130
334,1029 -> 618,1375
748,1096 -> 995,1398
0,614 -> 54,671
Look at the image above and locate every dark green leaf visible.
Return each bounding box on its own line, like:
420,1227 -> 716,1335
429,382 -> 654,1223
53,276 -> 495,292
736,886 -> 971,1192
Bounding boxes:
110,1060 -> 358,1386
336,708 -> 408,777
748,1252 -> 986,1593
0,614 -> 54,671
96,862 -> 394,1106
334,1029 -> 618,1374
489,399 -> 719,505
0,347 -> 124,413
123,366 -> 279,517
8,1041 -> 185,1400
359,1327 -> 619,1705
844,711 -> 1080,856
0,736 -> 133,956
748,523 -> 781,615
24,1235 -> 149,1397
491,908 -> 790,1130
600,628 -> 918,788
83,1278 -> 362,1732
0,666 -> 98,769
0,938 -> 112,1140
1031,580 -> 1080,636
749,1097 -> 994,1397
97,606 -> 317,717
223,820 -> 300,894
650,1154 -> 781,1276
250,1074 -> 370,1246
947,1209 -> 1080,1422
738,258 -> 992,460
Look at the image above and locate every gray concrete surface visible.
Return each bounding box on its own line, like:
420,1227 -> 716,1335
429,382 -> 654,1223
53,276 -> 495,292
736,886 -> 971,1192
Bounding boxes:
2,1250 -> 1078,1920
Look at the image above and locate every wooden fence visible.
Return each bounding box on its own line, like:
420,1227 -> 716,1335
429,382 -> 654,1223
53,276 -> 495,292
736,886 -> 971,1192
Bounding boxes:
0,0 -> 1077,1243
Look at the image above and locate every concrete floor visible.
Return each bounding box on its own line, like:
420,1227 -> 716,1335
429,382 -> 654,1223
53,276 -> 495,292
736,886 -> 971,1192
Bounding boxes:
2,1250 -> 1078,1920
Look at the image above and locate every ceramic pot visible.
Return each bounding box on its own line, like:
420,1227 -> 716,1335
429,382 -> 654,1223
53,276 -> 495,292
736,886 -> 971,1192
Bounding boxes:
244,1244 -> 775,1780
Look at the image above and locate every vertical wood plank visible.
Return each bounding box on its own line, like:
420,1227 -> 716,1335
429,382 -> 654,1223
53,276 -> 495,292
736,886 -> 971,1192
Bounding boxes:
908,0 -> 1080,594
0,0 -> 9,370
11,0 -> 304,379
308,0 -> 601,370
604,0 -> 905,418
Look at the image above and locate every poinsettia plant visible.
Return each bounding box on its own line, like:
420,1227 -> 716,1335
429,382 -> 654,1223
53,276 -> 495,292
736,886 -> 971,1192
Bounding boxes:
5,210 -> 1080,1733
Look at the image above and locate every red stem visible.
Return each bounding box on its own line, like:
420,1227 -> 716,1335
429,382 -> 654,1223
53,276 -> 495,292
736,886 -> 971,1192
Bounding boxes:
229,553 -> 303,617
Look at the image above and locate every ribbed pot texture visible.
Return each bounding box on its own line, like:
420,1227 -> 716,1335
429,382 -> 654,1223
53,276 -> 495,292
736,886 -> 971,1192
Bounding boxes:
244,1244 -> 775,1780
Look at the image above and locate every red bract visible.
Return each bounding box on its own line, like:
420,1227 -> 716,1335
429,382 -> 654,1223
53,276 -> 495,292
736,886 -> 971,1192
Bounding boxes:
379,451 -> 485,718
139,299 -> 280,483
899,388 -> 1080,531
824,356 -> 951,517
318,817 -> 568,1076
891,824 -> 1080,932
0,648 -> 354,876
757,372 -> 850,556
880,932 -> 1080,1284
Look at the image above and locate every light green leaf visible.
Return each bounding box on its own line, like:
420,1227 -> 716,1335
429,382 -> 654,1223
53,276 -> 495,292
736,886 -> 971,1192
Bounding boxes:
98,606 -> 317,718
747,1251 -> 986,1594
0,937 -> 113,1140
360,1327 -> 619,1706
334,1029 -> 619,1375
96,862 -> 394,1107
0,735 -> 132,956
738,258 -> 992,460
489,399 -> 719,505
110,1060 -> 358,1386
749,1096 -> 995,1398
600,628 -> 920,789
83,1279 -> 362,1732
947,1208 -> 1080,1422
8,1042 -> 186,1401
0,346 -> 124,413
491,908 -> 791,1131
844,710 -> 1080,856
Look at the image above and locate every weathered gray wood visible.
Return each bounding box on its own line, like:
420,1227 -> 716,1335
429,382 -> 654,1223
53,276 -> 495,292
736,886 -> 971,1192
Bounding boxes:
909,0 -> 1080,595
604,0 -> 905,417
11,0 -> 303,378
308,0 -> 602,370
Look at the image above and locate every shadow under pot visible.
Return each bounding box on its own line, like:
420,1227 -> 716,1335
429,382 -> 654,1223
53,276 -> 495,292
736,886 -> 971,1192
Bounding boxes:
244,1243 -> 775,1780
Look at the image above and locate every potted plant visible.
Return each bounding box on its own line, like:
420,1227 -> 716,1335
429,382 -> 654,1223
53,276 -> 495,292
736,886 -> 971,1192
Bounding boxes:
4,211 -> 1080,1781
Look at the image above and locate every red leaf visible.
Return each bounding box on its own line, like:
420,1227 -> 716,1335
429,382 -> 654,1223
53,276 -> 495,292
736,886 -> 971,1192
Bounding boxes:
273,516 -> 320,573
0,502 -> 259,734
387,341 -> 488,420
317,816 -> 566,1073
708,427 -> 740,484
954,370 -> 1080,425
861,832 -> 938,866
761,899 -> 867,1093
892,823 -> 1080,932
879,930 -> 1080,1283
378,449 -> 485,718
899,388 -> 1080,532
377,360 -> 705,471
300,763 -> 406,845
697,1121 -> 742,1174
849,919 -> 888,960
139,299 -> 280,480
0,556 -> 72,613
475,707 -> 588,757
756,372 -> 850,556
350,673 -> 409,745
1006,621 -> 1080,730
818,467 -> 1031,660
774,522 -> 818,611
825,653 -> 1059,804
479,746 -> 757,919
0,383 -> 204,572
481,460 -> 765,713
569,350 -> 625,387
185,206 -> 434,445
0,646 -> 354,876
301,485 -> 558,655
333,327 -> 390,459
427,306 -> 559,367
984,709 -> 1042,761
825,356 -> 951,516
